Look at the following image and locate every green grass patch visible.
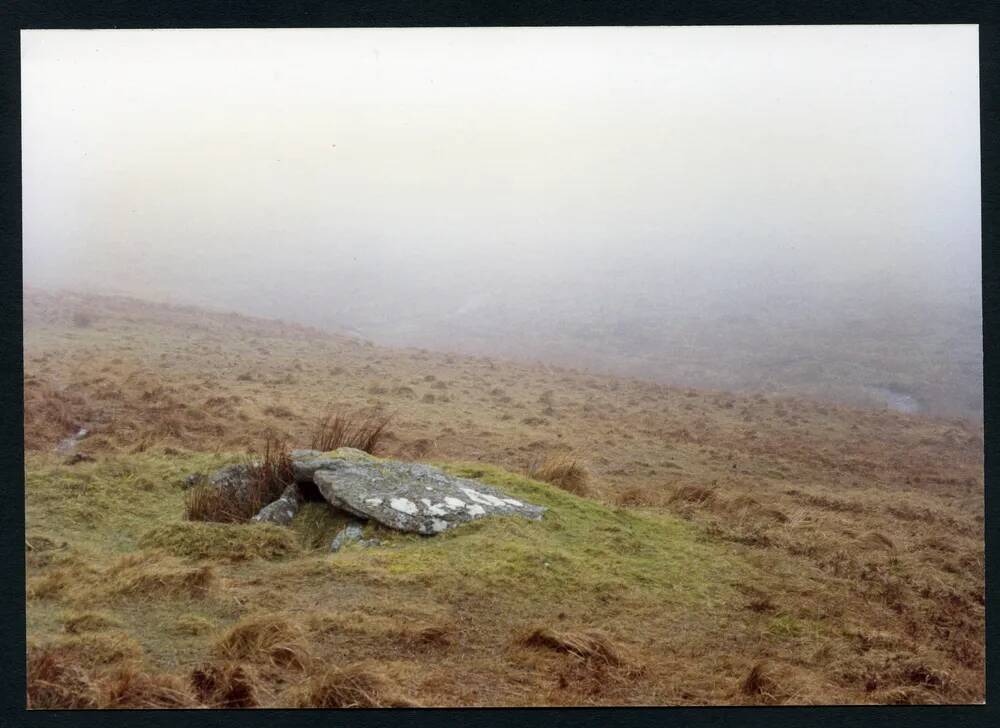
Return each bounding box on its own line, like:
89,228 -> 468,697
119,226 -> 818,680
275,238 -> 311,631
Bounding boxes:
27,450 -> 754,677
25,451 -> 233,554
767,614 -> 811,641
317,461 -> 744,608
140,522 -> 301,562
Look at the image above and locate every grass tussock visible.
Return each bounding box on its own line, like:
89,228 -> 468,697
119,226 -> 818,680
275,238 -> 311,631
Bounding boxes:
185,436 -> 293,523
27,641 -> 198,709
23,381 -> 94,450
63,612 -> 122,634
191,662 -> 260,708
287,665 -> 419,708
310,411 -> 392,454
173,614 -> 216,636
140,521 -> 300,562
27,569 -> 76,600
404,623 -> 452,647
213,615 -> 311,670
184,485 -> 236,523
861,531 -> 896,551
27,644 -> 100,709
669,484 -> 718,506
240,435 -> 295,510
98,666 -> 197,708
104,551 -> 215,599
36,633 -> 144,669
528,455 -> 592,496
520,626 -> 628,667
739,661 -> 784,705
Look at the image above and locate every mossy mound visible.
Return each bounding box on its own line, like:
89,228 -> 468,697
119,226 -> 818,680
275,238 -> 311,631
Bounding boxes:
140,522 -> 300,562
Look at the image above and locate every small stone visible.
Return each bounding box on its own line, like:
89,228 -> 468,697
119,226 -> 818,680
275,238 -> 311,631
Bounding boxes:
330,522 -> 365,552
252,483 -> 303,526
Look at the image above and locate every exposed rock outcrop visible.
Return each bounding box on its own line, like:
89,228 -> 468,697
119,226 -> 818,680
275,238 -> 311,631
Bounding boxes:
207,463 -> 255,500
252,483 -> 303,526
310,457 -> 545,535
204,449 -> 546,536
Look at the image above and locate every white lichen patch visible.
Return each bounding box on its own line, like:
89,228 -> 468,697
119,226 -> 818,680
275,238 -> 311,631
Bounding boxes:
430,518 -> 450,533
461,488 -> 508,508
503,497 -> 523,507
389,497 -> 418,515
466,504 -> 486,517
444,496 -> 466,509
426,503 -> 449,516
364,497 -> 383,507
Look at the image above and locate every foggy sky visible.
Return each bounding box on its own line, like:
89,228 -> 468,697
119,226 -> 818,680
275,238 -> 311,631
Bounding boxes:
22,26 -> 981,330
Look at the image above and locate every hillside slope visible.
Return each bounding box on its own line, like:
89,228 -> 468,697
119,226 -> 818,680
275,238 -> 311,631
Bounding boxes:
23,288 -> 984,705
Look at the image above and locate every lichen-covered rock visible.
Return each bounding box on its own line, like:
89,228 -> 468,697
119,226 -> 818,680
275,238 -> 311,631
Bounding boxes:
311,458 -> 545,535
222,448 -> 546,536
291,448 -> 374,484
184,472 -> 207,489
329,522 -> 365,552
207,463 -> 255,500
252,484 -> 303,525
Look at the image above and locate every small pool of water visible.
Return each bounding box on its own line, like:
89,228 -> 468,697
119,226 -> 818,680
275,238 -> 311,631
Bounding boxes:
865,386 -> 922,414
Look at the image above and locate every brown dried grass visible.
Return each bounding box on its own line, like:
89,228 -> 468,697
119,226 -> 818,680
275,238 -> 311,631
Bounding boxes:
27,640 -> 198,709
191,662 -> 260,708
185,435 -> 293,523
62,612 -> 121,635
528,455 -> 592,496
213,615 -> 311,670
669,484 -> 718,506
399,623 -> 452,648
739,661 -> 783,705
108,561 -> 215,600
27,645 -> 100,709
310,410 -> 393,454
287,665 -> 419,708
98,666 -> 198,708
520,627 -> 627,667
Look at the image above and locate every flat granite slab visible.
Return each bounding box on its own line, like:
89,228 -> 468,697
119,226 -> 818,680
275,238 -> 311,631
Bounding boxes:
207,449 -> 547,536
308,457 -> 546,535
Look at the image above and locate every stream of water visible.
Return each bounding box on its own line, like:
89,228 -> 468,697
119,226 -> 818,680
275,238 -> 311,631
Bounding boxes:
865,386 -> 922,414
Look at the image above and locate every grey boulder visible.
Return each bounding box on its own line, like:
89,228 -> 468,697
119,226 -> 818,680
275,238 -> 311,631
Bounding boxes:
330,522 -> 365,551
311,457 -> 545,535
207,463 -> 254,493
291,447 -> 372,484
252,483 -> 303,525
329,522 -> 381,552
207,449 -> 546,538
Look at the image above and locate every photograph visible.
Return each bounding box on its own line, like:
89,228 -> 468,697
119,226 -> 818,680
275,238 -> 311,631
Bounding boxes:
21,25 -> 983,707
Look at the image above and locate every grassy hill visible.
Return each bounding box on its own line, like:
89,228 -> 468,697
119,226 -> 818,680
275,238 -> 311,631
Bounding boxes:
23,288 -> 984,706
